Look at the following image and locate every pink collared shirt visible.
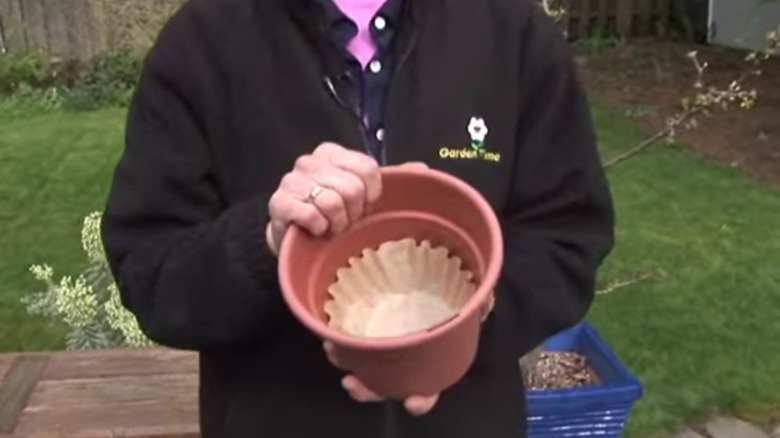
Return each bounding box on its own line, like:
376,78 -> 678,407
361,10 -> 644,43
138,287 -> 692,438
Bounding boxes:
331,0 -> 387,68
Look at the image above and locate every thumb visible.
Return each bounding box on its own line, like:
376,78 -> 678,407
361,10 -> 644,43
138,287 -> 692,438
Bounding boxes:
404,394 -> 439,416
481,291 -> 495,322
265,222 -> 280,256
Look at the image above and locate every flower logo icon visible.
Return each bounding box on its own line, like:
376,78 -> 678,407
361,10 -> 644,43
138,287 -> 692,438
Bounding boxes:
468,117 -> 488,150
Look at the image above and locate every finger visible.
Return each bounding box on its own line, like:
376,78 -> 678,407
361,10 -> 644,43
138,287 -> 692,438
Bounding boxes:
268,190 -> 329,238
481,291 -> 496,322
404,394 -> 439,416
323,342 -> 346,370
310,186 -> 350,234
275,166 -> 351,235
265,222 -> 280,256
285,201 -> 330,237
278,167 -> 323,201
312,167 -> 367,224
342,376 -> 384,403
317,145 -> 382,205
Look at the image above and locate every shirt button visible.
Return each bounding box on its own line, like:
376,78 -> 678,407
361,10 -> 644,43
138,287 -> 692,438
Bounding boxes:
374,16 -> 387,31
376,128 -> 385,141
369,60 -> 382,74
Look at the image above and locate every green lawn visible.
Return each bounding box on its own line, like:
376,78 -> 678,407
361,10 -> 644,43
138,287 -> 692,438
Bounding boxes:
0,103 -> 779,438
0,108 -> 126,351
590,106 -> 780,437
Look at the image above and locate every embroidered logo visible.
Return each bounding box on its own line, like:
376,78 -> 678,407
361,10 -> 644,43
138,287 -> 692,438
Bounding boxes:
468,117 -> 488,150
439,116 -> 501,163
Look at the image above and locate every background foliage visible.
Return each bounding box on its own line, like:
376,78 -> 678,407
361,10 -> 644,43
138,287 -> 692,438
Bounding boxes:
23,212 -> 152,349
0,50 -> 141,114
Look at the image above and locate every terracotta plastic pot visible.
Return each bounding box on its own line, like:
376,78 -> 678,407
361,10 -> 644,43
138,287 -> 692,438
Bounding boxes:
277,166 -> 503,399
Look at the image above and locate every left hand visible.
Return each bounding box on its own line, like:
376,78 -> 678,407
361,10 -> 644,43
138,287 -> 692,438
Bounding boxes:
323,291 -> 493,416
323,341 -> 440,416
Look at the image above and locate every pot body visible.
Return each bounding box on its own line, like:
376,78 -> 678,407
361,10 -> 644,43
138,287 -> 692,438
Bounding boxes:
331,306 -> 482,398
278,167 -> 504,398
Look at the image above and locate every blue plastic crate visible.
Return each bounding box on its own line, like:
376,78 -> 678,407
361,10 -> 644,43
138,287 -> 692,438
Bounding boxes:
524,322 -> 643,438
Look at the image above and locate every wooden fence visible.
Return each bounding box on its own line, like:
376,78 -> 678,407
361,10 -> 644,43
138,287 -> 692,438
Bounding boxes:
0,0 -> 183,61
559,0 -> 673,40
0,0 -> 675,61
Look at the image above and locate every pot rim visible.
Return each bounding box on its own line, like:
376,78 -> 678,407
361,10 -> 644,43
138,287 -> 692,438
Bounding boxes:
277,166 -> 504,351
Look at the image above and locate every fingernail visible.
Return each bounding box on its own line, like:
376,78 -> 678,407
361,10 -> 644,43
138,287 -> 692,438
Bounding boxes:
405,399 -> 425,416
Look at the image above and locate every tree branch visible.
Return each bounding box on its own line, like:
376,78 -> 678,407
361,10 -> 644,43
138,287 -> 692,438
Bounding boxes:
603,128 -> 673,169
596,271 -> 663,296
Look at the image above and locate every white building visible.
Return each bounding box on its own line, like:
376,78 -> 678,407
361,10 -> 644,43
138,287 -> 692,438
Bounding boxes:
709,0 -> 780,51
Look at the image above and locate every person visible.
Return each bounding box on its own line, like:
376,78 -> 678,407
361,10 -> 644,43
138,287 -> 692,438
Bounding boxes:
100,0 -> 615,436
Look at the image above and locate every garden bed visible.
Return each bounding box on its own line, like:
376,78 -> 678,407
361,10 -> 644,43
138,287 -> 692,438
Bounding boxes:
578,38 -> 780,189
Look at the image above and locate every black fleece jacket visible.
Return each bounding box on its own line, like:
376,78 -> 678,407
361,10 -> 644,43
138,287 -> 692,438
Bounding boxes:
101,0 -> 615,436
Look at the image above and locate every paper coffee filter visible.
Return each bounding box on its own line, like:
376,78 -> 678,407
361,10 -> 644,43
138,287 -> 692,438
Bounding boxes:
324,238 -> 477,338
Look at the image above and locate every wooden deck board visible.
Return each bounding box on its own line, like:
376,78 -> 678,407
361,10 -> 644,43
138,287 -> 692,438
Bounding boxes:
0,356 -> 50,434
0,425 -> 199,438
15,400 -> 198,436
28,374 -> 198,407
41,349 -> 197,380
0,355 -> 19,383
0,349 -> 200,438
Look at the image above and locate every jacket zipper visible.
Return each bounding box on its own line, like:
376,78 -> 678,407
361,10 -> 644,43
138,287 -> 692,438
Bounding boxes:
322,18 -> 417,167
356,118 -> 376,164
323,76 -> 377,161
381,20 -> 418,166
357,30 -> 416,166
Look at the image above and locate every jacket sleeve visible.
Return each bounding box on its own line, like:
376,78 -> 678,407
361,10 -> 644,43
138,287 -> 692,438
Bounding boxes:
101,6 -> 282,351
497,7 -> 615,357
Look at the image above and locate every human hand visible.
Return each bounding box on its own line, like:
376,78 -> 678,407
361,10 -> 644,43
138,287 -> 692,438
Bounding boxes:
482,291 -> 495,321
322,290 -> 491,416
266,151 -> 434,255
266,143 -> 382,255
323,341 -> 440,416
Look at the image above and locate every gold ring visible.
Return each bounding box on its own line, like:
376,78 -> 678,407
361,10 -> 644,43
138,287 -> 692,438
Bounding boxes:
307,185 -> 325,203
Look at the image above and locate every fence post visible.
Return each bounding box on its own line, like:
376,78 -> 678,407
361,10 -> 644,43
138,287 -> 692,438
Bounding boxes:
561,0 -> 573,38
655,0 -> 670,37
20,0 -> 48,53
640,0 -> 653,35
616,0 -> 633,36
0,0 -> 27,53
42,0 -> 68,59
595,0 -> 608,34
579,0 -> 591,38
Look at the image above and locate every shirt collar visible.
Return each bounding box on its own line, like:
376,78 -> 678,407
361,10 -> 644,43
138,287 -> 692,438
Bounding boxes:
311,0 -> 405,30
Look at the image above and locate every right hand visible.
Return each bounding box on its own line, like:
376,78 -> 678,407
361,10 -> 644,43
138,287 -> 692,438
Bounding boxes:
266,142 -> 382,255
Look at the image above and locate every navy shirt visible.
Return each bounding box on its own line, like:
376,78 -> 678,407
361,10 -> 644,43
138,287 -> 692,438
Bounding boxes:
314,0 -> 403,161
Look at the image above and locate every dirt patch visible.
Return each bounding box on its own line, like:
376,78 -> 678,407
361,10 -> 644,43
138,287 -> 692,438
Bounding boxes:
577,39 -> 780,189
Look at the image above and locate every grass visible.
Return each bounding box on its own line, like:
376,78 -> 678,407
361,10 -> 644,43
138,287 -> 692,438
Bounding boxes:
589,103 -> 780,437
0,108 -> 126,351
0,102 -> 779,438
